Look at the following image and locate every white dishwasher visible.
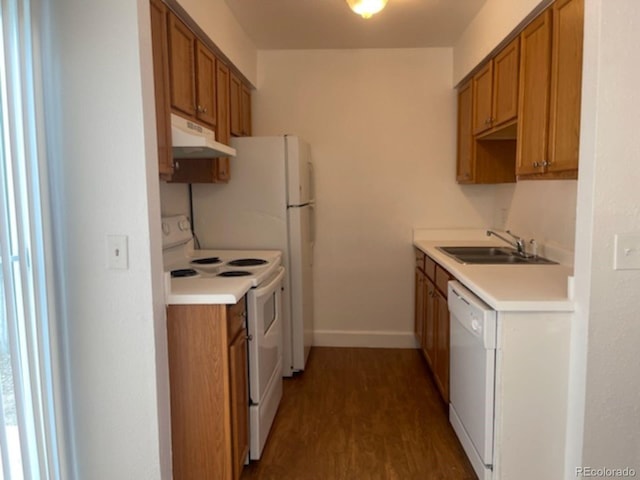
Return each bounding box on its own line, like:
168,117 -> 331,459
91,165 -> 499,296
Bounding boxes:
448,281 -> 497,480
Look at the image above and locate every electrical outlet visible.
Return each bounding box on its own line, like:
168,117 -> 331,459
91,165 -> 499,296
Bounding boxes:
107,235 -> 129,270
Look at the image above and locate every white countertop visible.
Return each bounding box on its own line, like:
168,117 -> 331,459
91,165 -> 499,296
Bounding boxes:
164,271 -> 253,305
413,230 -> 575,312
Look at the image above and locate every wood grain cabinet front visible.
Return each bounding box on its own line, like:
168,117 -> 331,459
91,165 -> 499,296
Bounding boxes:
230,71 -> 253,137
149,0 -> 173,179
215,61 -> 232,183
517,0 -> 583,178
167,299 -> 248,480
472,37 -> 520,136
167,13 -> 196,118
457,67 -> 517,184
413,250 -> 452,404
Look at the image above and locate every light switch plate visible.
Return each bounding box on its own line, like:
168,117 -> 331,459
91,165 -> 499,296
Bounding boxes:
614,233 -> 640,270
107,235 -> 129,270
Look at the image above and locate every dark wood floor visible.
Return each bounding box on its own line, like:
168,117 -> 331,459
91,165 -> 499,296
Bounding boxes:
241,347 -> 476,480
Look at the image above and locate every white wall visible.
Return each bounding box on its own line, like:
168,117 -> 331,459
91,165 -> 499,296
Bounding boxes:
45,0 -> 170,478
571,0 -> 640,474
252,49 -> 500,346
159,181 -> 190,216
496,180 -> 578,254
453,0 -> 545,84
176,0 -> 258,84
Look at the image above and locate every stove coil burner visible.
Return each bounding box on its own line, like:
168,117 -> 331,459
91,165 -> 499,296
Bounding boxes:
218,271 -> 252,277
228,258 -> 268,267
191,257 -> 222,265
171,269 -> 198,278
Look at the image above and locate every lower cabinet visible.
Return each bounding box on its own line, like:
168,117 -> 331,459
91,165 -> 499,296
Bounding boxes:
434,289 -> 450,403
414,248 -> 452,403
167,298 -> 249,480
423,276 -> 436,368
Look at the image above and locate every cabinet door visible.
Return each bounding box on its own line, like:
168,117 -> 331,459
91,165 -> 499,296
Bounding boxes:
456,80 -> 474,183
229,72 -> 242,137
229,331 -> 249,480
215,61 -> 231,182
548,0 -> 583,175
195,41 -> 217,127
424,277 -> 436,369
150,0 -> 173,178
434,290 -> 450,403
472,61 -> 493,135
241,84 -> 252,136
168,13 -> 196,117
492,37 -> 520,127
167,305 -> 230,480
414,268 -> 424,345
516,10 -> 552,175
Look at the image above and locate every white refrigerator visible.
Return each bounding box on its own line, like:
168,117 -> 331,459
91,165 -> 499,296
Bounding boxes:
192,135 -> 315,376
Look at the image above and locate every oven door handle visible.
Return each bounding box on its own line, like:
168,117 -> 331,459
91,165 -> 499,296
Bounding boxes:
252,267 -> 285,298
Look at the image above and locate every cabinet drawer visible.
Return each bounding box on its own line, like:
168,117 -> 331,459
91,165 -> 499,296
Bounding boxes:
435,265 -> 452,297
414,248 -> 425,271
227,300 -> 246,343
425,256 -> 436,282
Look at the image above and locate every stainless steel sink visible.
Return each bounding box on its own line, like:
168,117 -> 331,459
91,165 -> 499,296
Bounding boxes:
437,246 -> 557,265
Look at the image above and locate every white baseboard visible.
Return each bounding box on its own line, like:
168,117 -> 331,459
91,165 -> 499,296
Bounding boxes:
312,330 -> 419,349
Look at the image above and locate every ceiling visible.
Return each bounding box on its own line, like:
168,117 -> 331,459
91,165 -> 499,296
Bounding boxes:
224,0 -> 488,50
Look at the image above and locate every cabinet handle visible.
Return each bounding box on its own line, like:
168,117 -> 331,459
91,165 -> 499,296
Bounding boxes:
175,161 -> 180,170
541,160 -> 550,168
241,311 -> 247,317
203,107 -> 208,114
245,334 -> 253,341
533,161 -> 539,168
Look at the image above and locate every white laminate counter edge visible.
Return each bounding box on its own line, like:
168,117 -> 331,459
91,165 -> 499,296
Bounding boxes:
413,239 -> 575,312
164,272 -> 253,305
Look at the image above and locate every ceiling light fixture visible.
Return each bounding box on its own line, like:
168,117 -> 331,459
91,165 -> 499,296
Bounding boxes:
346,0 -> 388,19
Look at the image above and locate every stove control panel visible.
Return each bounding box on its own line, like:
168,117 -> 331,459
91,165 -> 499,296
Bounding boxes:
162,215 -> 193,249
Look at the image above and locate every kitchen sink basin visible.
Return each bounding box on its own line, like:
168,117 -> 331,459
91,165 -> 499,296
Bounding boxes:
436,246 -> 557,265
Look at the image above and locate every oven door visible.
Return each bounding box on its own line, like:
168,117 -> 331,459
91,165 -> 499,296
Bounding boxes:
247,266 -> 285,404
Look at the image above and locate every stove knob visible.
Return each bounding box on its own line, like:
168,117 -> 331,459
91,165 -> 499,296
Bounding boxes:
178,219 -> 191,231
162,222 -> 170,235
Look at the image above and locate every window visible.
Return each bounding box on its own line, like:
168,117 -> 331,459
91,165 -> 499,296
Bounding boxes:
0,0 -> 62,478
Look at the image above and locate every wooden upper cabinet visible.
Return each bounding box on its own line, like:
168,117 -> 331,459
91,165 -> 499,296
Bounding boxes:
472,62 -> 493,135
230,72 -> 242,136
241,84 -> 252,136
149,0 -> 173,178
492,37 -> 520,127
516,10 -> 552,176
230,72 -> 252,137
472,38 -> 519,136
195,41 -> 217,127
548,0 -> 584,175
517,0 -> 583,178
168,13 -> 196,117
215,61 -> 231,183
456,80 -> 474,183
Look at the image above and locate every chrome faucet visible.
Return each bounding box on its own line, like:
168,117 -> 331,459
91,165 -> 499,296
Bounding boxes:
486,229 -> 529,257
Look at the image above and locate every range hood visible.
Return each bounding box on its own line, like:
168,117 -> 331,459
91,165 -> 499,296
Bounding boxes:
171,113 -> 236,159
